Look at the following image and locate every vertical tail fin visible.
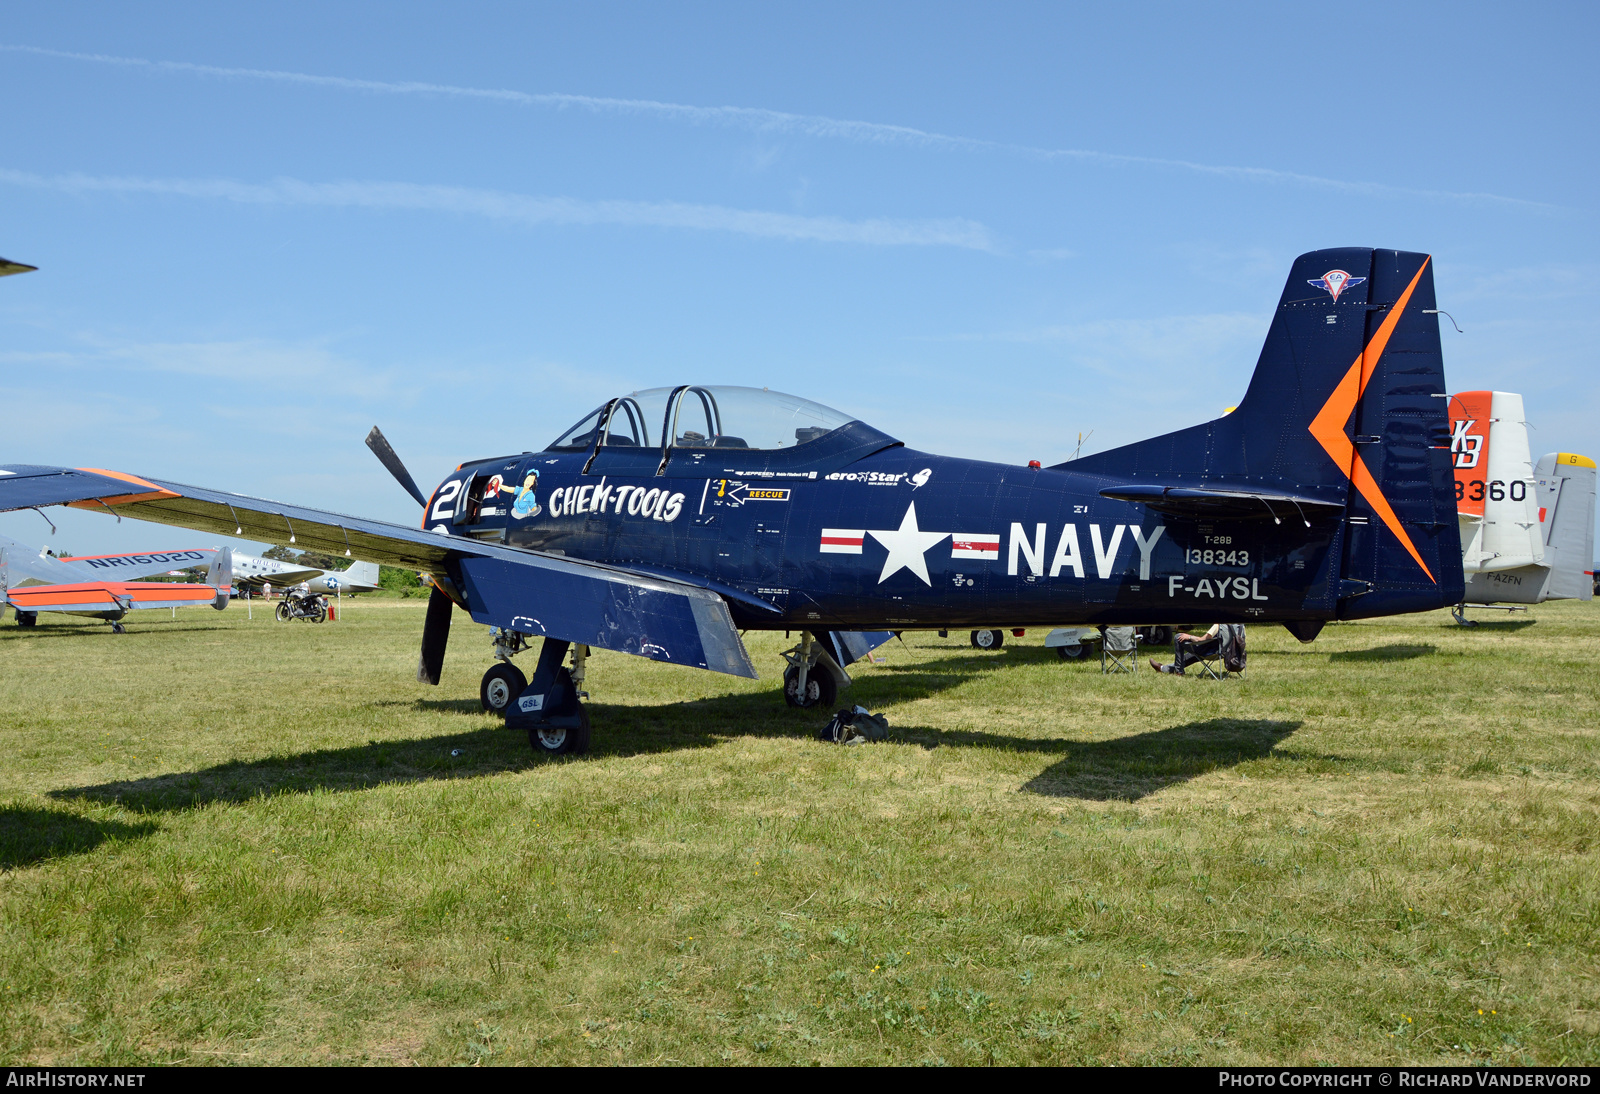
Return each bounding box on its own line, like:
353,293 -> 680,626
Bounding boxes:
1450,391 -> 1544,573
1534,452 -> 1596,601
1070,247 -> 1464,616
344,560 -> 381,588
206,548 -> 233,610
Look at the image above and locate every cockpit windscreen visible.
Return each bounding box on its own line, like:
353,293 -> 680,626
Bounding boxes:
547,386 -> 854,452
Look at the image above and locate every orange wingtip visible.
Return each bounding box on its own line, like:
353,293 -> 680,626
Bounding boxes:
65,468 -> 181,509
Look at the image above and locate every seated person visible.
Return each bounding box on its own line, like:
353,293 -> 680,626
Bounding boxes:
1151,624 -> 1223,675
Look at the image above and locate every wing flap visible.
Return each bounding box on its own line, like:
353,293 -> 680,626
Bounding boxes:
456,555 -> 757,678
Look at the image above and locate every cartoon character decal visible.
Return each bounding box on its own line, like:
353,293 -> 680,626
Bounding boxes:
511,471 -> 541,519
485,474 -> 503,499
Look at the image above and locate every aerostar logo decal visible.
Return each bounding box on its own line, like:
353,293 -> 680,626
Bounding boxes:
1309,269 -> 1366,302
1306,257 -> 1436,583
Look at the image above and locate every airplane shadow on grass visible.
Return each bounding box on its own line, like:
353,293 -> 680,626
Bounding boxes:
51,657 -> 1300,811
0,805 -> 158,869
1328,643 -> 1437,663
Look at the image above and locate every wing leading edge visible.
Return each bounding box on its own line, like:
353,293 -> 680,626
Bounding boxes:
0,464 -> 757,678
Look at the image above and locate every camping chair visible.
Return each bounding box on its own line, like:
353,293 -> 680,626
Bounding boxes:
1192,624 -> 1246,680
1101,626 -> 1139,674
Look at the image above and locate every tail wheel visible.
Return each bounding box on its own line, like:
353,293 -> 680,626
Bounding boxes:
783,664 -> 838,709
970,629 -> 1004,650
1055,642 -> 1088,661
528,704 -> 591,756
480,662 -> 529,717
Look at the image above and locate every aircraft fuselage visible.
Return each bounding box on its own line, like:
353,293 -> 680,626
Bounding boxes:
428,436 -> 1404,632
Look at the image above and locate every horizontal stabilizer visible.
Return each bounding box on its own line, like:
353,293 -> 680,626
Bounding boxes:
1098,484 -> 1345,522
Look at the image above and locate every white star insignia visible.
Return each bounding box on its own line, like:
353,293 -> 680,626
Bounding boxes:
867,501 -> 950,585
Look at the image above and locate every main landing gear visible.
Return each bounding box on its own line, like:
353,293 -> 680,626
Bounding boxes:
780,631 -> 843,710
1452,602 -> 1525,628
481,629 -> 592,756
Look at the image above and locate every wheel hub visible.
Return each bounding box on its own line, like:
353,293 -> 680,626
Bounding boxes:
536,727 -> 568,750
486,679 -> 510,708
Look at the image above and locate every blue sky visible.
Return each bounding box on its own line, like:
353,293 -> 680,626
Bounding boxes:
2,2 -> 1595,557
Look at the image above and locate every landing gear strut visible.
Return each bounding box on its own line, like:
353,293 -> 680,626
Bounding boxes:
1451,603 -> 1478,628
503,638 -> 592,756
781,631 -> 841,709
480,628 -> 532,716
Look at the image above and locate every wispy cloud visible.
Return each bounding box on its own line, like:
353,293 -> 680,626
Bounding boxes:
1,42 -> 1557,211
0,167 -> 994,249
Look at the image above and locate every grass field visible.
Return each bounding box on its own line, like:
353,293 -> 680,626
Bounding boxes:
0,596 -> 1596,1065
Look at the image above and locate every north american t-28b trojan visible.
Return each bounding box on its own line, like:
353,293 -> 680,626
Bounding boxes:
0,248 -> 1465,754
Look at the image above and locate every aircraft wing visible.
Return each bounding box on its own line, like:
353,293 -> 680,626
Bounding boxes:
59,546 -> 219,581
7,581 -> 224,616
0,465 -> 757,678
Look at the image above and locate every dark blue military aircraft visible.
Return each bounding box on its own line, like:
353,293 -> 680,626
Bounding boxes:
1,248 -> 1463,754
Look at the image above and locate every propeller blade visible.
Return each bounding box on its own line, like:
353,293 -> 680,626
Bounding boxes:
365,426 -> 430,509
418,585 -> 453,685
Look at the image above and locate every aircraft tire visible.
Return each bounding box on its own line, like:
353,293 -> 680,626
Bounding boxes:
111,622 -> 125,634
15,611 -> 37,628
480,662 -> 528,717
1142,626 -> 1173,647
527,704 -> 591,757
1055,642 -> 1089,661
783,665 -> 837,709
970,629 -> 1004,650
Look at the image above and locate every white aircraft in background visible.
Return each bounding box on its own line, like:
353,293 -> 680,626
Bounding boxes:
1448,390 -> 1595,624
0,534 -> 230,632
231,551 -> 381,595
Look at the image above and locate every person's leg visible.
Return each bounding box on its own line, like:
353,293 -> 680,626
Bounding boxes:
1178,636 -> 1221,670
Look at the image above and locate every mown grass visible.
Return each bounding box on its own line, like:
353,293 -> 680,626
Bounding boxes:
0,597 -> 1595,1065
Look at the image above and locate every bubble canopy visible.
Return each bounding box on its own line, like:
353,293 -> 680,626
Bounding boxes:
547,386 -> 857,453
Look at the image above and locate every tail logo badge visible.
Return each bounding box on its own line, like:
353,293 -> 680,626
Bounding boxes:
1309,269 -> 1366,302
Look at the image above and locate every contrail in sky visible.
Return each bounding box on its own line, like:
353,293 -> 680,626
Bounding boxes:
1,43 -> 1555,211
0,168 -> 996,250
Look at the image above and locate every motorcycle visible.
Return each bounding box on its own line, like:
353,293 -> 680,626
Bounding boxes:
275,591 -> 328,623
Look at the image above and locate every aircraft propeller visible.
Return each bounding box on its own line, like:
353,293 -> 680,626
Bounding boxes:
364,426 -> 429,509
363,425 -> 454,685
